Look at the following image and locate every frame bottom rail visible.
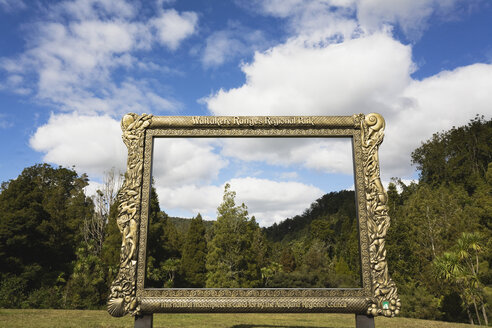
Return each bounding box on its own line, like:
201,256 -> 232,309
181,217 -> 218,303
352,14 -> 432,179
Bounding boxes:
140,297 -> 370,313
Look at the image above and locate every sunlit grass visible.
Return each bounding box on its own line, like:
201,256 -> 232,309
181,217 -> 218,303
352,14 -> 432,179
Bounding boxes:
0,309 -> 474,328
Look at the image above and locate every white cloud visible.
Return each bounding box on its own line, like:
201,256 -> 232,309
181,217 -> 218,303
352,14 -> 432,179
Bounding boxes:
84,180 -> 105,198
0,0 -> 26,12
202,31 -> 245,67
202,26 -> 267,68
380,63 -> 492,178
356,0 -> 434,38
152,138 -> 227,187
156,178 -> 324,227
245,0 -> 358,41
151,9 -> 198,50
220,138 -> 353,174
156,184 -> 223,219
26,19 -> 157,114
356,0 -> 475,40
296,140 -> 353,174
0,114 -> 13,129
0,1 -> 196,115
381,178 -> 417,193
54,0 -> 137,20
206,32 -> 413,117
250,0 -> 475,40
29,112 -> 126,179
0,74 -> 31,95
229,177 -> 325,226
205,30 -> 492,181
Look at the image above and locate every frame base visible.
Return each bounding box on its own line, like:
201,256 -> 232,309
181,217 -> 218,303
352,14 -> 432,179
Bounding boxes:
356,314 -> 375,328
135,314 -> 153,328
132,312 -> 375,327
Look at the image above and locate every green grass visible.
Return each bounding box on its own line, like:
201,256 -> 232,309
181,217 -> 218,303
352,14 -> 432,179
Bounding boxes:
0,309 -> 474,328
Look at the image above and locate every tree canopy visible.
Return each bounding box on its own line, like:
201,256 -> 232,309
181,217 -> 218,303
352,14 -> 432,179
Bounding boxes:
0,164 -> 93,307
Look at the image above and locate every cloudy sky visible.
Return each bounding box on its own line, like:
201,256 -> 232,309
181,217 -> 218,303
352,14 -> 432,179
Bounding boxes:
151,137 -> 354,224
0,0 -> 491,225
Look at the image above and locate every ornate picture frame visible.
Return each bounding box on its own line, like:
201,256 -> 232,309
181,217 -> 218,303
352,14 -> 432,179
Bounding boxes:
107,114 -> 400,319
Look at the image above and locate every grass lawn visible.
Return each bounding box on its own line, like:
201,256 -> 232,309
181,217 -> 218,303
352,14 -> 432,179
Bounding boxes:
0,309 -> 475,328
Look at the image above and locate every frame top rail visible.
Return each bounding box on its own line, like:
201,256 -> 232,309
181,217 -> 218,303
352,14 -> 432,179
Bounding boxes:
149,115 -> 361,129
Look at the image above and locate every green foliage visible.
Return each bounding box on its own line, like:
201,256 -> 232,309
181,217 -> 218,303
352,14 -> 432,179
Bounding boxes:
278,246 -> 296,272
180,214 -> 208,287
65,242 -> 107,309
433,232 -> 489,325
383,115 -> 491,323
100,201 -> 121,290
264,190 -> 356,243
145,186 -> 182,288
169,216 -> 214,236
23,285 -> 64,309
333,256 -> 359,288
162,258 -> 181,287
398,280 -> 443,320
266,270 -> 322,288
301,238 -> 329,271
261,262 -> 283,287
0,275 -> 28,308
0,164 -> 93,307
206,184 -> 262,288
411,115 -> 492,192
263,190 -> 360,288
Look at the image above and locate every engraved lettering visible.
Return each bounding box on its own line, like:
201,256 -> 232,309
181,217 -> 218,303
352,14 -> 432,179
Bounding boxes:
192,116 -> 316,127
157,300 -> 348,309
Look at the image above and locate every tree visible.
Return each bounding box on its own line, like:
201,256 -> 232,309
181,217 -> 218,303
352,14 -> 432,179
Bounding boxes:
83,168 -> 122,256
0,164 -> 92,306
145,185 -> 181,287
180,214 -> 208,287
412,115 -> 492,192
456,232 -> 488,326
206,184 -> 262,288
65,242 -> 107,309
251,216 -> 269,270
433,232 -> 489,325
279,246 -> 296,273
401,183 -> 477,262
261,262 -> 283,287
100,200 -> 121,293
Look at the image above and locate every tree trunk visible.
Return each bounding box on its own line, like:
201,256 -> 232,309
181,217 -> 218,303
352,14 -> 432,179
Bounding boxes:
467,305 -> 475,325
481,303 -> 488,326
473,299 -> 482,325
426,205 -> 436,258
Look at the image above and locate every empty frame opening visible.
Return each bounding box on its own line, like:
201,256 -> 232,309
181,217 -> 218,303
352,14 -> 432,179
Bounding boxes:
144,137 -> 362,289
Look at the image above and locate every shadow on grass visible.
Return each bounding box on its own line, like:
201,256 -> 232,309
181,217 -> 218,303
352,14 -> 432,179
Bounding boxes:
232,325 -> 338,328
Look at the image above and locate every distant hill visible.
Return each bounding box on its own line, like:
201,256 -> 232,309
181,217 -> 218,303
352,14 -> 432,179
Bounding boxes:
169,216 -> 215,235
263,190 -> 356,243
166,190 -> 357,243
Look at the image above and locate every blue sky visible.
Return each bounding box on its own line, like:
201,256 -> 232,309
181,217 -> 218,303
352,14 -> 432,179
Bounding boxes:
0,0 -> 491,225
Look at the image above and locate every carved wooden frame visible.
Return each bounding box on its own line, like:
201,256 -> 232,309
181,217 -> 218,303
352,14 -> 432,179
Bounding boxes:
107,113 -> 400,318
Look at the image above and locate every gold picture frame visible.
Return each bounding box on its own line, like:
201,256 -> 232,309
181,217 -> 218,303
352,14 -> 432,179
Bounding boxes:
107,113 -> 400,318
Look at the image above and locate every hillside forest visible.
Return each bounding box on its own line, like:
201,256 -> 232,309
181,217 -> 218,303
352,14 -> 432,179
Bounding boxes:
0,115 -> 490,325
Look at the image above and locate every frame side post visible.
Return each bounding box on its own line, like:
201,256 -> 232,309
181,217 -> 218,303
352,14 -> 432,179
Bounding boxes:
135,314 -> 153,328
107,113 -> 153,318
360,113 -> 400,317
355,314 -> 375,328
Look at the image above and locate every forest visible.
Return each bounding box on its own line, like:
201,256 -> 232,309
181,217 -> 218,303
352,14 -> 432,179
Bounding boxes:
0,115 -> 490,325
